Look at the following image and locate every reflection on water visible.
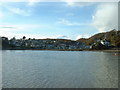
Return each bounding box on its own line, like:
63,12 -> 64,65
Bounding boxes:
2,50 -> 118,88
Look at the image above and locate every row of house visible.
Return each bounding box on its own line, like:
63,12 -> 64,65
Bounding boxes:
2,36 -> 112,50
8,37 -> 91,50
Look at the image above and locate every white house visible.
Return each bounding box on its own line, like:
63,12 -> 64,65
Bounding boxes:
100,40 -> 110,46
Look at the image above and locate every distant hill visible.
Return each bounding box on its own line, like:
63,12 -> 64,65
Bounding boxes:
77,30 -> 120,47
38,38 -> 79,46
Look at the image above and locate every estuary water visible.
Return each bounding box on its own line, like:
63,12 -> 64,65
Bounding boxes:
2,50 -> 118,88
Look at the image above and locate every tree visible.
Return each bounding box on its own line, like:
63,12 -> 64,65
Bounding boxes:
23,36 -> 26,40
28,38 -> 31,40
2,37 -> 10,49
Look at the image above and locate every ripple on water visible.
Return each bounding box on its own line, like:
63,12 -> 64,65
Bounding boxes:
2,50 -> 118,88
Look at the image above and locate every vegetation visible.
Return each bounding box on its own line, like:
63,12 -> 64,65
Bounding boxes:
77,30 -> 120,47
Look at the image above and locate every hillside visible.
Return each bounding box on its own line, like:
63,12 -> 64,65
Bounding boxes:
77,30 -> 120,47
1,30 -> 120,50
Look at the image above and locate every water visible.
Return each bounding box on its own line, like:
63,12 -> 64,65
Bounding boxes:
2,50 -> 118,88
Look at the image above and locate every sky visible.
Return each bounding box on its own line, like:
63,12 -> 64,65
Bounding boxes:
0,0 -> 118,40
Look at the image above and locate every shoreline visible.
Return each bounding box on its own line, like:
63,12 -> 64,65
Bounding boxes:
2,48 -> 120,52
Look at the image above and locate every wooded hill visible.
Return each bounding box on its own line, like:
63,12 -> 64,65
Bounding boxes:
77,30 -> 120,47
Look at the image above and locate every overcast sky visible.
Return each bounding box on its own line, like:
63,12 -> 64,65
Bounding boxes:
0,0 -> 118,40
